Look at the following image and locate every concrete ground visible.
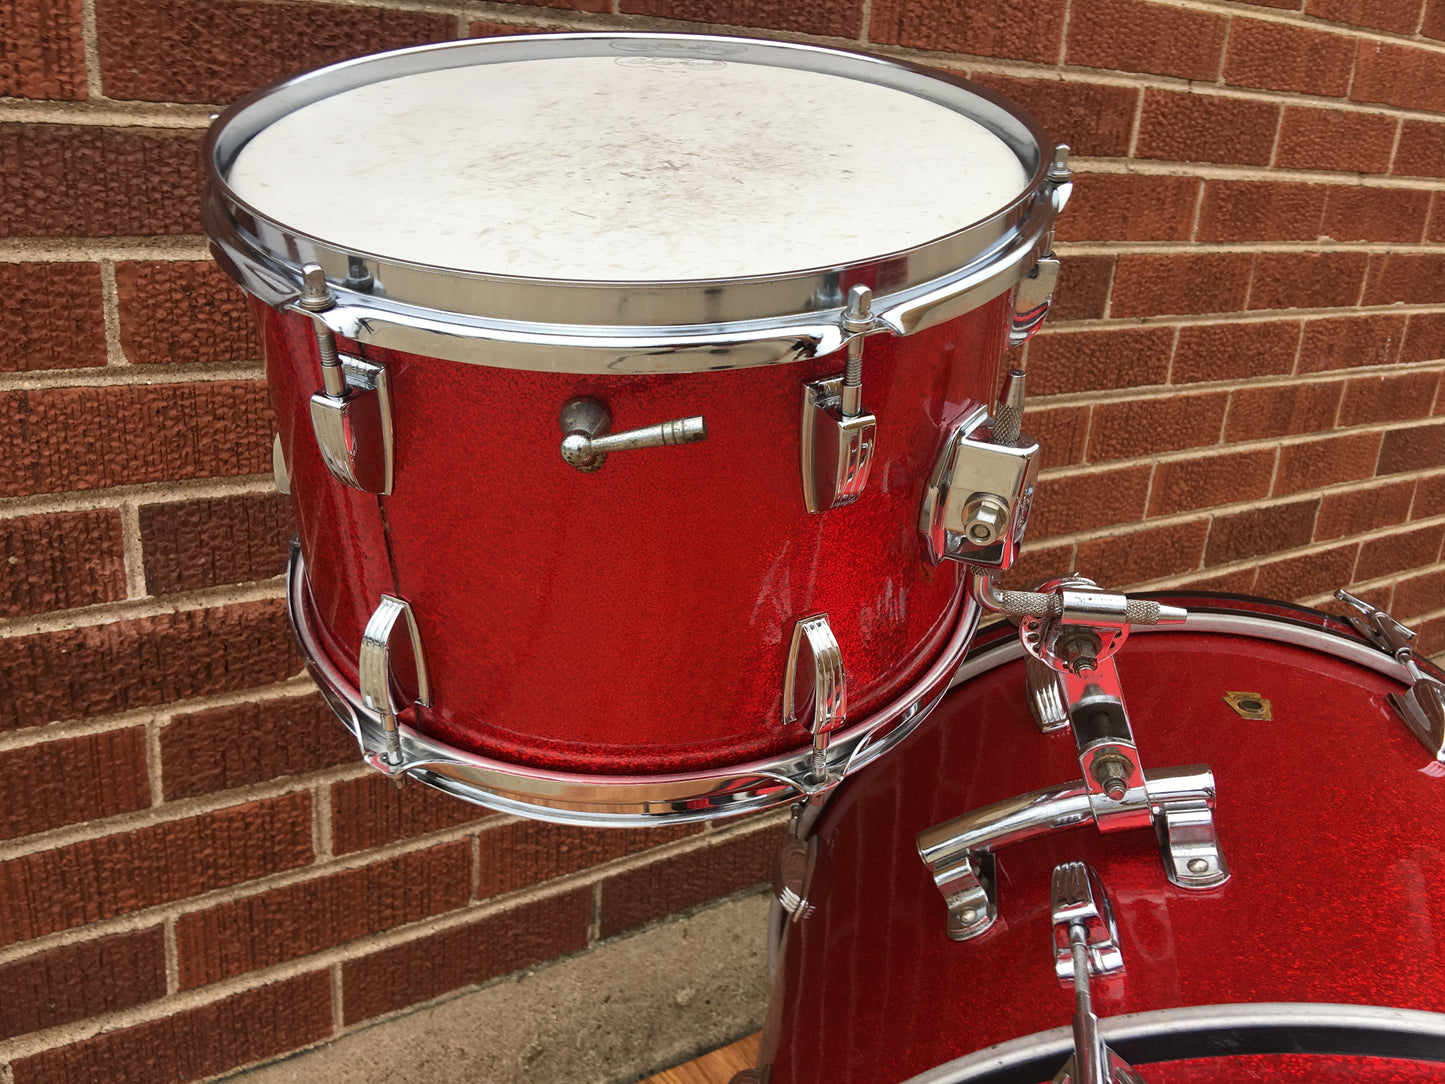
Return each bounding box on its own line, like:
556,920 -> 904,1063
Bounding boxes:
229,893 -> 771,1084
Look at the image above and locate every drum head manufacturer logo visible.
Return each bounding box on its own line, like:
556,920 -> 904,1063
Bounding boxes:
615,56 -> 728,72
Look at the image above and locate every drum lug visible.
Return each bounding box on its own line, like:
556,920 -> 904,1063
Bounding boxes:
783,614 -> 847,785
920,406 -> 1038,569
1050,862 -> 1123,983
1009,253 -> 1059,348
359,594 -> 431,770
1335,589 -> 1445,764
802,285 -> 879,512
271,433 -> 290,495
296,263 -> 396,495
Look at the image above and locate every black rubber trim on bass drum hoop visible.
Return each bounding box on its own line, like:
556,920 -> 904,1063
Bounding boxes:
902,1004 -> 1445,1084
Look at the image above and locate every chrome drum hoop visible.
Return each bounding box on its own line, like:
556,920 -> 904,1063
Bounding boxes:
203,33 -> 1065,373
288,546 -> 980,826
903,1003 -> 1445,1084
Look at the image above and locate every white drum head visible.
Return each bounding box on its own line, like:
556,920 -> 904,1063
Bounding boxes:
227,52 -> 1028,282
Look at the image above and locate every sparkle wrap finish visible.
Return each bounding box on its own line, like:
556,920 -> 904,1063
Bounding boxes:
260,295 -> 1008,774
761,597 -> 1445,1083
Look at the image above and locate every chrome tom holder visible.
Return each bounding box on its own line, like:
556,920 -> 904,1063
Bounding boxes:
918,574 -> 1229,941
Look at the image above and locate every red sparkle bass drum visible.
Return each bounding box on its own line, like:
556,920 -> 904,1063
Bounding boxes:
753,593 -> 1445,1083
202,34 -> 1070,823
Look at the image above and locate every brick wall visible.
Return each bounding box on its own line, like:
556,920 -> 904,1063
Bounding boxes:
2,0 -> 1443,1080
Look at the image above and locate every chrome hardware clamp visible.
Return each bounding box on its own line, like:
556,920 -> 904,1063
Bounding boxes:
919,405 -> 1039,569
558,397 -> 707,473
1050,862 -> 1147,1084
297,264 -> 396,495
919,575 -> 1226,940
802,284 -> 879,512
358,594 -> 431,770
783,613 -> 848,785
1336,589 -> 1445,763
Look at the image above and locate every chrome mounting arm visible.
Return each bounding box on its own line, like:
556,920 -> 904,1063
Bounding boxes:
919,574 -> 1225,940
1336,589 -> 1445,762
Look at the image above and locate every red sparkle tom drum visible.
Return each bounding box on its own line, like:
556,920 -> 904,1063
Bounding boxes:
203,34 -> 1069,823
753,594 -> 1445,1083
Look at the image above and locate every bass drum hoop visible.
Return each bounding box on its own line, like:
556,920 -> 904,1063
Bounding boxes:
903,1002 -> 1445,1083
289,545 -> 981,826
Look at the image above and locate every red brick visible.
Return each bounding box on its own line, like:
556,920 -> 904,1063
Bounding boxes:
1195,181 -> 1327,243
140,493 -> 292,595
1378,421 -> 1445,474
1026,327 -> 1174,395
0,0 -> 86,99
623,0 -> 863,36
1065,0 -> 1226,79
1363,253 -> 1445,307
177,841 -> 469,988
971,76 -> 1137,158
1274,431 -> 1384,495
468,20 -> 558,35
114,261 -> 260,366
1276,107 -> 1397,174
1394,568 -> 1445,618
1050,255 -> 1113,322
0,125 -> 203,237
0,508 -> 126,618
331,773 -> 492,855
1416,472 -> 1445,517
1233,0 -> 1297,6
1418,614 -> 1445,656
1248,252 -> 1368,311
1111,253 -> 1253,318
0,928 -> 165,1042
1254,542 -> 1360,599
343,888 -> 589,1024
0,263 -> 106,371
1321,187 -> 1432,244
1317,479 -> 1418,540
1352,41 -> 1445,113
869,0 -> 1065,63
1087,392 -> 1227,462
1,599 -> 301,730
98,0 -> 454,103
12,971 -> 330,1084
1205,498 -> 1320,565
1356,523 -> 1445,581
1306,0 -> 1424,32
1135,91 -> 1279,166
1025,406 -> 1090,469
0,381 -> 273,498
1055,174 -> 1200,243
1339,371 -> 1441,427
598,825 -> 781,938
0,728 -> 150,841
1224,19 -> 1356,96
162,692 -> 353,801
477,819 -> 699,899
0,792 -> 312,946
1225,381 -> 1342,441
1003,539 -> 1076,588
1394,121 -> 1445,180
1298,314 -> 1407,373
1147,448 -> 1277,517
1075,519 -> 1210,585
1030,465 -> 1151,539
1173,567 -> 1259,593
1427,0 -> 1445,40
1404,316 -> 1445,366
1171,321 -> 1300,384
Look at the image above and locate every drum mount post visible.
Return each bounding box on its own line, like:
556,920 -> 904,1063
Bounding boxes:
918,575 -> 1228,941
